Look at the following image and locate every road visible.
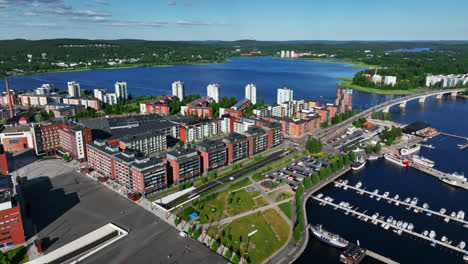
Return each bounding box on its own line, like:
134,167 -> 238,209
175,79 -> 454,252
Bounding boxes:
167,149 -> 288,207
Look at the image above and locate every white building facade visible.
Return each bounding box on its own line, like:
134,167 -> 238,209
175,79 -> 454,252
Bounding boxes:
245,83 -> 257,104
207,83 -> 220,103
277,87 -> 293,104
172,81 -> 184,99
384,76 -> 397,86
67,81 -> 81,97
115,81 -> 128,101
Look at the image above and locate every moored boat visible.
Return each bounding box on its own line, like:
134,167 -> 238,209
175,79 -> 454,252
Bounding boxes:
309,224 -> 349,248
400,144 -> 420,155
384,153 -> 409,167
412,155 -> 435,167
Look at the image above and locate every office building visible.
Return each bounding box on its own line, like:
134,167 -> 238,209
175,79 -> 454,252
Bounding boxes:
245,83 -> 257,104
115,81 -> 128,102
263,122 -> 284,148
166,148 -> 200,183
0,126 -> 34,152
384,76 -> 397,86
67,81 -> 81,97
223,132 -> 248,164
0,175 -> 25,248
277,87 -> 293,104
44,103 -> 85,118
207,83 -> 220,103
196,139 -> 227,173
172,81 -> 184,99
36,84 -> 53,95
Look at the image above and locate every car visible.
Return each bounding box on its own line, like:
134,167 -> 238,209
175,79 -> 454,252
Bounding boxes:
229,177 -> 234,181
179,231 -> 188,238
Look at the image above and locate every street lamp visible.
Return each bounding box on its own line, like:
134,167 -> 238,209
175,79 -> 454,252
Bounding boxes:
242,229 -> 257,264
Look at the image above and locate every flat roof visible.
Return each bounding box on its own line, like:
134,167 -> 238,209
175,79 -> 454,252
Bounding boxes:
166,148 -> 198,160
1,125 -> 30,133
223,132 -> 247,143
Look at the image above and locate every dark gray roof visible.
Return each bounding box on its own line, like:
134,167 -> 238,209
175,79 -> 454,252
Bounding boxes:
196,139 -> 226,152
223,132 -> 247,143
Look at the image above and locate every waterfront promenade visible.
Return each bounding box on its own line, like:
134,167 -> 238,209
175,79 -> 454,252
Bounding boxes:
409,163 -> 468,190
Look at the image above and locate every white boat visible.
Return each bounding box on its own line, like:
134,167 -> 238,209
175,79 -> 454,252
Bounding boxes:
413,208 -> 419,213
423,230 -> 429,236
395,201 -> 400,206
386,216 -> 393,223
317,193 -> 324,198
412,155 -> 435,167
351,156 -> 366,171
427,211 -> 432,216
451,212 -> 457,218
368,155 -> 379,161
444,217 -> 450,223
457,211 -> 465,220
396,229 -> 402,235
309,225 -> 349,249
441,236 -> 447,242
440,208 -> 447,214
383,192 -> 390,197
429,230 -> 436,239
452,172 -> 467,182
393,194 -> 400,200
376,196 -> 381,201
384,224 -> 390,230
397,221 -> 403,227
402,222 -> 408,229
355,181 -> 362,189
411,197 -> 419,206
404,197 -> 411,203
384,153 -> 410,167
400,144 -> 420,155
463,254 -> 468,261
458,241 -> 466,250
423,203 -> 429,209
408,223 -> 414,231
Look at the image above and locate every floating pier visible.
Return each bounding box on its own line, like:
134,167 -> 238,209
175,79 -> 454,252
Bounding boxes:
457,144 -> 468,150
409,163 -> 468,191
438,132 -> 468,140
420,144 -> 435,149
334,181 -> 468,226
312,196 -> 468,256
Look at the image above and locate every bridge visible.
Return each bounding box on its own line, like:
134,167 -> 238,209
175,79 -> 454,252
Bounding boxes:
309,88 -> 466,142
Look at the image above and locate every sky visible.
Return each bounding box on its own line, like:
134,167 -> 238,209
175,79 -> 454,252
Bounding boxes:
0,0 -> 467,41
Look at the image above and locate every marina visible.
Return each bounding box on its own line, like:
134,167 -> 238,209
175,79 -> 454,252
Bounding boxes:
438,132 -> 468,141
409,163 -> 468,190
332,181 -> 468,226
311,196 -> 468,257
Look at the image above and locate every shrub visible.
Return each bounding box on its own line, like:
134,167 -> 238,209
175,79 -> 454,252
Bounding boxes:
224,250 -> 232,260
193,228 -> 200,239
231,254 -> 240,264
211,240 -> 219,251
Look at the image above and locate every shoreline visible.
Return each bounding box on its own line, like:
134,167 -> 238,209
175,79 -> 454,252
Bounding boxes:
338,81 -> 426,95
308,59 -> 377,69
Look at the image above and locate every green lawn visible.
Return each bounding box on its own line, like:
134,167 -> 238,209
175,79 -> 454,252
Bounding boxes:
252,173 -> 267,182
254,196 -> 270,207
5,246 -> 28,264
275,191 -> 293,202
308,59 -> 377,69
215,209 -> 290,264
339,81 -> 426,95
278,202 -> 292,220
225,190 -> 261,216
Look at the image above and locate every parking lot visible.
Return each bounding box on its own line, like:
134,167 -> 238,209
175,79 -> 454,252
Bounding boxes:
264,155 -> 329,189
324,125 -> 383,152
15,152 -> 225,264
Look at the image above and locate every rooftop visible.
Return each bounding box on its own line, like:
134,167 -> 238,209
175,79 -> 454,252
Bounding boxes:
196,139 -> 226,152
243,125 -> 265,137
223,132 -> 247,143
231,98 -> 251,109
1,125 -> 30,133
166,148 -> 198,161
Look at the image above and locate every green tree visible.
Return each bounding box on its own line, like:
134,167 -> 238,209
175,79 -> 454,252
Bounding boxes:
178,140 -> 184,147
349,151 -> 356,162
0,118 -> 7,125
331,160 -> 337,172
34,113 -> 43,122
338,156 -> 344,169
174,217 -> 180,225
304,177 -> 311,189
374,142 -> 381,153
344,154 -> 350,165
366,145 -> 373,154
224,250 -> 232,260
231,254 -> 240,264
211,240 -> 219,251
312,172 -> 319,184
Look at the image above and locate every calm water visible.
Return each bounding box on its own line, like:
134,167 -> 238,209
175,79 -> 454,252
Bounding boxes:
1,57 -> 402,107
2,57 -> 466,263
296,97 -> 468,264
386,48 -> 431,53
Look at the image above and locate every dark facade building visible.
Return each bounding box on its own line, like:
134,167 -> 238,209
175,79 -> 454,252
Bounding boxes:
166,148 -> 201,183
196,139 -> 227,173
222,132 -> 248,164
263,122 -> 284,149
243,126 -> 267,156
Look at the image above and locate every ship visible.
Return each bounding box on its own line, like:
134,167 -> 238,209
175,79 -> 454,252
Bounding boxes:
351,156 -> 366,171
368,155 -> 379,161
440,177 -> 459,187
452,172 -> 467,182
412,155 -> 435,167
309,224 -> 349,248
400,144 -> 420,155
384,153 -> 409,167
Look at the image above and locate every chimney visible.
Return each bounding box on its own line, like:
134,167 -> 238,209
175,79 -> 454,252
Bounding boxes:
5,78 -> 14,119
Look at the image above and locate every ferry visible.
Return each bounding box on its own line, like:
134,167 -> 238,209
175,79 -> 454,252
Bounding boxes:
309,224 -> 349,249
412,155 -> 435,167
384,153 -> 409,167
440,177 -> 459,187
400,144 -> 420,155
368,155 -> 379,161
452,172 -> 467,182
351,156 -> 366,171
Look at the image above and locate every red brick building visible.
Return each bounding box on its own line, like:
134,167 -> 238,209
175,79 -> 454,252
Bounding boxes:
195,139 -> 227,173
166,148 -> 201,183
222,108 -> 243,118
0,146 -> 8,175
141,100 -> 169,115
31,122 -> 92,160
264,116 -> 320,138
263,122 -> 284,149
87,140 -> 167,194
334,87 -> 353,113
44,103 -> 85,118
0,175 -> 25,247
222,133 -> 248,164
0,126 -> 34,152
243,126 -> 267,156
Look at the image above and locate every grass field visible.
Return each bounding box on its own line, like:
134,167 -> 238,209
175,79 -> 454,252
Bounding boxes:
225,190 -> 261,216
275,191 -> 293,202
214,209 -> 290,264
252,172 -> 267,182
308,59 -> 377,69
339,81 -> 425,95
278,202 -> 292,220
254,196 -> 270,207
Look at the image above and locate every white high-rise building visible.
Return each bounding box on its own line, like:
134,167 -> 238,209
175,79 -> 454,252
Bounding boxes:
245,83 -> 257,104
172,81 -> 184,99
277,87 -> 293,104
207,83 -> 220,103
291,51 -> 296,58
67,81 -> 81,97
94,88 -> 106,102
36,84 -> 53,95
285,51 -> 290,58
280,50 -> 285,58
115,81 -> 128,101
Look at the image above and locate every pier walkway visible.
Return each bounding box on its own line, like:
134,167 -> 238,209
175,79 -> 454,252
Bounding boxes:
312,196 -> 468,256
409,163 -> 468,190
439,132 -> 468,140
335,181 -> 468,226
366,250 -> 400,264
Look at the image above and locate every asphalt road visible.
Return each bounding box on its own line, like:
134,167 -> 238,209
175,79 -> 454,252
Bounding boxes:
167,149 -> 288,207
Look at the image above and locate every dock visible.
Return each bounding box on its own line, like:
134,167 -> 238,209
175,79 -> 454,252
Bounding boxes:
334,181 -> 468,226
409,163 -> 468,190
457,144 -> 468,150
312,196 -> 468,256
420,144 -> 435,149
439,132 -> 468,140
365,250 -> 400,264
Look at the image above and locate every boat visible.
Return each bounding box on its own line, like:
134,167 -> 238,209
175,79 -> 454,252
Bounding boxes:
404,197 -> 411,203
429,230 -> 436,239
430,242 -> 436,247
441,177 -> 459,187
317,193 -> 324,198
458,241 -> 466,250
394,194 -> 400,200
451,212 -> 457,218
384,153 -> 409,167
383,192 -> 390,197
396,229 -> 402,235
423,203 -> 429,209
386,216 -> 393,223
397,221 -> 402,227
408,223 -> 414,231
309,224 -> 349,248
444,217 -> 450,223
413,208 -> 419,214
384,224 -> 390,230
463,254 -> 468,261
402,222 -> 408,229
368,155 -> 379,161
457,211 -> 465,220
355,181 -> 362,189
395,201 -> 400,206
441,236 -> 447,242
345,210 -> 350,215
376,196 -> 381,201
452,172 -> 467,182
400,144 -> 420,155
351,156 -> 366,171
426,211 -> 432,216
412,155 -> 435,167
423,230 -> 428,236
440,208 -> 447,214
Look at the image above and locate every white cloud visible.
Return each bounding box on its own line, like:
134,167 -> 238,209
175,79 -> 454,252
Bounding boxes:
168,1 -> 176,5
95,0 -> 109,5
24,12 -> 38,16
70,16 -> 109,22
22,22 -> 56,27
35,8 -> 112,17
176,20 -> 212,25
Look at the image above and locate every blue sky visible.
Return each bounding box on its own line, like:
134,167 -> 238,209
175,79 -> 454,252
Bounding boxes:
0,0 -> 467,40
